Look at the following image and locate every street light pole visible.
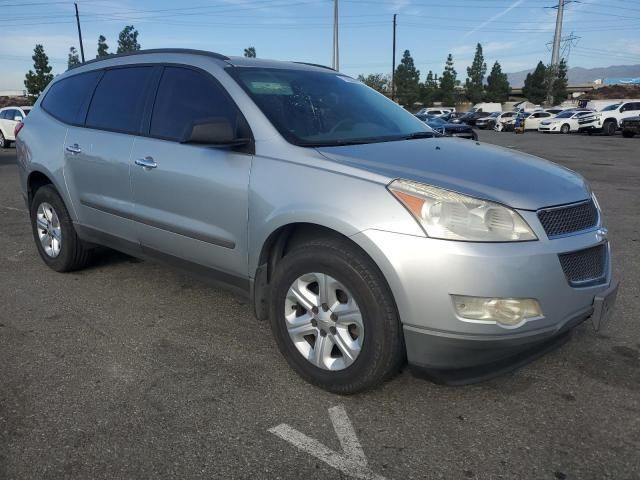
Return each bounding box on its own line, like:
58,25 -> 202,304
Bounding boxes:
74,2 -> 85,63
332,0 -> 340,71
551,0 -> 564,66
391,14 -> 397,100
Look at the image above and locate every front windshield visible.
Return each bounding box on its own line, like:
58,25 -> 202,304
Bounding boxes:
229,67 -> 430,146
601,103 -> 621,111
555,111 -> 574,118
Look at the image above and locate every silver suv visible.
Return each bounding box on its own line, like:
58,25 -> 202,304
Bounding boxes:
16,49 -> 618,393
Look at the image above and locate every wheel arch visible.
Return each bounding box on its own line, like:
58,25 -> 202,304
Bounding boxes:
251,222 -> 397,322
27,170 -> 55,205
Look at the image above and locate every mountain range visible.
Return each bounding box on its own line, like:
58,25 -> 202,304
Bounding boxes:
506,64 -> 640,87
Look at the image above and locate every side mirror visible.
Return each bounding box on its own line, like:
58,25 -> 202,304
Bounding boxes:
181,118 -> 249,147
14,116 -> 23,122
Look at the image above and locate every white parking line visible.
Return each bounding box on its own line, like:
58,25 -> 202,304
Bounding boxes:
0,204 -> 25,212
269,405 -> 387,480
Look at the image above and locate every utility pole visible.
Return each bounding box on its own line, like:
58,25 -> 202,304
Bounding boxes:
332,0 -> 339,71
391,14 -> 397,100
550,0 -> 564,66
74,2 -> 85,63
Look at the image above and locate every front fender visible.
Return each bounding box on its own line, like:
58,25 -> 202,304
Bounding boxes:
247,155 -> 424,276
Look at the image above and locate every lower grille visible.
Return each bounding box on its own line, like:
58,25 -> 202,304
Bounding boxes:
558,244 -> 607,287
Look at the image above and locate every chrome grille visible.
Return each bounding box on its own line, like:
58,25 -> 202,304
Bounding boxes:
538,200 -> 598,238
558,244 -> 607,287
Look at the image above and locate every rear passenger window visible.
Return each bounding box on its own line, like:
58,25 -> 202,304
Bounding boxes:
41,71 -> 101,124
150,67 -> 240,142
86,67 -> 153,134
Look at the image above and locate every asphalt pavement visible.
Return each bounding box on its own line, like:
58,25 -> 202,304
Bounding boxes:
1,131 -> 639,479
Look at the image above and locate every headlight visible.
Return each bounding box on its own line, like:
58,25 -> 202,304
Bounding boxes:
388,179 -> 537,242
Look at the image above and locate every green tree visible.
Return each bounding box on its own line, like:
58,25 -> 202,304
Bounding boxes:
465,43 -> 486,104
67,46 -> 81,69
440,53 -> 457,107
394,50 -> 421,108
24,44 -> 54,97
420,70 -> 439,106
522,61 -> 547,105
117,26 -> 140,54
485,61 -> 510,103
550,58 -> 568,106
97,35 -> 110,58
357,73 -> 390,93
243,47 -> 256,58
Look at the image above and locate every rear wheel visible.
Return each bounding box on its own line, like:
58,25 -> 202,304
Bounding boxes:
0,131 -> 7,148
269,237 -> 404,394
603,120 -> 617,136
30,185 -> 92,272
560,124 -> 570,134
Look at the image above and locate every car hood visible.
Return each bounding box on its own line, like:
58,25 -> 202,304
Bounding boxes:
316,138 -> 590,210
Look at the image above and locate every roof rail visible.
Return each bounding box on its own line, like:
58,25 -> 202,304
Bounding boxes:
292,62 -> 336,71
69,48 -> 229,70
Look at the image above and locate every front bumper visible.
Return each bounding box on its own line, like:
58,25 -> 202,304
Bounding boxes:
351,223 -> 616,377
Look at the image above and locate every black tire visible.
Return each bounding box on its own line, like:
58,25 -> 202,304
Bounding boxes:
603,120 -> 617,136
561,124 -> 570,134
269,237 -> 404,394
622,130 -> 635,138
30,185 -> 91,272
0,131 -> 7,149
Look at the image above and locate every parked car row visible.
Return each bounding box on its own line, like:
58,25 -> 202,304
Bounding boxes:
414,113 -> 478,140
447,100 -> 640,137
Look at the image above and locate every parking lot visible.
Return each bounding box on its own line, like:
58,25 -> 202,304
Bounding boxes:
1,131 -> 639,479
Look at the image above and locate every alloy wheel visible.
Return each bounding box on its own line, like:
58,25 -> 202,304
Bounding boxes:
284,272 -> 364,371
36,202 -> 62,258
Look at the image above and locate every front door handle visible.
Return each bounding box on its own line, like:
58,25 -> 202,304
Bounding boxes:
65,143 -> 81,154
135,157 -> 157,169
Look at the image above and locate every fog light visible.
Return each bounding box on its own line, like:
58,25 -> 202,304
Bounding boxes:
452,295 -> 543,327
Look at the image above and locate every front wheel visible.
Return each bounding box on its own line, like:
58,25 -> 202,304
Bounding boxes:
0,131 -> 7,149
560,124 -> 570,134
30,185 -> 92,272
622,130 -> 635,138
269,237 -> 404,394
603,120 -> 617,136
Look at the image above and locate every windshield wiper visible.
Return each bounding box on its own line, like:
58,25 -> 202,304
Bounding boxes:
403,131 -> 439,139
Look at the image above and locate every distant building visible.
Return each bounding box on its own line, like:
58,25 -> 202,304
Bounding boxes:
602,77 -> 640,86
0,90 -> 27,97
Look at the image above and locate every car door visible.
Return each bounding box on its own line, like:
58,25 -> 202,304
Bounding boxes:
529,112 -> 550,129
63,66 -> 156,244
129,65 -> 252,279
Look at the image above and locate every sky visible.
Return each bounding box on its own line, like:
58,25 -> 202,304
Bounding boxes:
1,0 -> 640,91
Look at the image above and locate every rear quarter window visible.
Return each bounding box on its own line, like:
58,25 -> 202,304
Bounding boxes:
41,71 -> 101,124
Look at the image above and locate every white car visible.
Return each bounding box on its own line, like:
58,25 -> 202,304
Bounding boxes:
493,111 -> 518,131
538,110 -> 594,134
415,107 -> 454,117
588,100 -> 640,135
0,106 -> 31,148
524,111 -> 555,130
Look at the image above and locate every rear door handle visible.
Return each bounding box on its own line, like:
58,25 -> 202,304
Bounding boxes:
135,157 -> 157,169
65,143 -> 81,154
